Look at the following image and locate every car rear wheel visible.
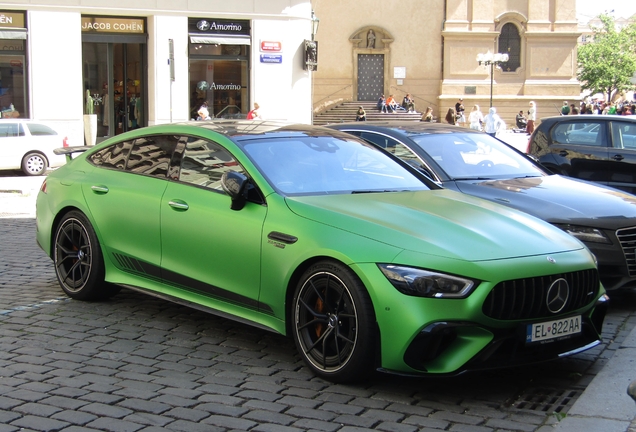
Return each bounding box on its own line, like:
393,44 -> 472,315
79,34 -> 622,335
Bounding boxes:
21,152 -> 48,176
53,211 -> 119,300
292,261 -> 376,382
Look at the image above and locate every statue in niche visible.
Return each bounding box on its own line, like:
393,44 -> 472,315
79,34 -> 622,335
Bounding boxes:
366,30 -> 376,48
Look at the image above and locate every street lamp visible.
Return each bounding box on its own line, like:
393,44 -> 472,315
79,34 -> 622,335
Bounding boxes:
476,51 -> 509,108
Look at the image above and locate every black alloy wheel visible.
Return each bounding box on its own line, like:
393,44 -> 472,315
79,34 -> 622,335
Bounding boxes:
292,261 -> 375,382
53,211 -> 117,300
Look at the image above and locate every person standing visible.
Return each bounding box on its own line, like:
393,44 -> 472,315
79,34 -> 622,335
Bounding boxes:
445,107 -> 457,125
483,107 -> 503,137
197,101 -> 211,120
561,101 -> 570,116
247,102 -> 261,119
526,101 -> 536,134
355,106 -> 367,121
468,105 -> 484,130
455,98 -> 466,126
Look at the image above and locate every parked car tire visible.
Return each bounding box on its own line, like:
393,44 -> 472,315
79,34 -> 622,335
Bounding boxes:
292,260 -> 376,383
53,211 -> 119,300
21,152 -> 48,176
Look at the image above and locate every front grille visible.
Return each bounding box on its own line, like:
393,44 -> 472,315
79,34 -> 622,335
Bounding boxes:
483,269 -> 599,321
616,226 -> 636,277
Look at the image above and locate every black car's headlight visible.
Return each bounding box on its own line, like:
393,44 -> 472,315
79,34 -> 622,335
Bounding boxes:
378,264 -> 477,299
555,225 -> 611,244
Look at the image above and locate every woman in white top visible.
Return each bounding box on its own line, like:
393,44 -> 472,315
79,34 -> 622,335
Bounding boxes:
527,101 -> 536,134
468,105 -> 484,130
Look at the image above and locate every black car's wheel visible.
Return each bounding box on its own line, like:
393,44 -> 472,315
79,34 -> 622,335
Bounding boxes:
21,152 -> 48,176
292,261 -> 376,382
53,211 -> 118,300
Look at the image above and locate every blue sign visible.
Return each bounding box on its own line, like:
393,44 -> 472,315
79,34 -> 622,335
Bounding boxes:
260,54 -> 282,64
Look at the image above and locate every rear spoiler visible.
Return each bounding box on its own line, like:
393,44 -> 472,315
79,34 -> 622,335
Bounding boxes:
54,146 -> 92,162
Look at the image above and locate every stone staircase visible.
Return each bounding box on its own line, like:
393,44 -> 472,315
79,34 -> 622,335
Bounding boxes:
313,101 -> 423,126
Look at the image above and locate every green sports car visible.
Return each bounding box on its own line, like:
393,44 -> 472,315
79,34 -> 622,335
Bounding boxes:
36,120 -> 608,382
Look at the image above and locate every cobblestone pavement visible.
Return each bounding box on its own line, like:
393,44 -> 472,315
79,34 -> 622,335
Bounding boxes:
1,216 -> 635,432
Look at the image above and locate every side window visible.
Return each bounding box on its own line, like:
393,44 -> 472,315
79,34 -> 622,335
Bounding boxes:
89,141 -> 132,170
26,123 -> 57,136
360,131 -> 394,149
551,122 -> 606,146
126,135 -> 178,178
0,123 -> 19,137
179,137 -> 244,192
611,122 -> 636,149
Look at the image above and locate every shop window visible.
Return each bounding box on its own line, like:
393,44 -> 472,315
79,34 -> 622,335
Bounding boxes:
498,23 -> 521,72
189,43 -> 249,120
0,39 -> 27,118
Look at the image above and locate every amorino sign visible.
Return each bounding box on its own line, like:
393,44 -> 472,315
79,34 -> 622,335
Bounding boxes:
188,18 -> 250,36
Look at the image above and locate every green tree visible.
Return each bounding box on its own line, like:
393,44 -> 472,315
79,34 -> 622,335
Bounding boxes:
577,14 -> 636,102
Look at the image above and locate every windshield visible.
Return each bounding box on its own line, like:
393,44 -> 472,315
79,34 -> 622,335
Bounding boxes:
411,132 -> 546,180
241,136 -> 429,195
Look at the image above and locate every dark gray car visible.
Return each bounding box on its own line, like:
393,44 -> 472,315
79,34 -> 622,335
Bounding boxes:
527,115 -> 636,194
328,121 -> 636,291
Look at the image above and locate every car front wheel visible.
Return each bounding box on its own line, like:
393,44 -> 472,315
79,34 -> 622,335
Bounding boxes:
21,152 -> 48,176
53,211 -> 118,300
292,261 -> 376,383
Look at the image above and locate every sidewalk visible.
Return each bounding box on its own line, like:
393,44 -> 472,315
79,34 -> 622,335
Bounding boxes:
540,323 -> 636,432
0,175 -> 43,218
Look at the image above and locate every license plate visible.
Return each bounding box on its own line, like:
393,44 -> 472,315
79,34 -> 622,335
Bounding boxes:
526,315 -> 581,343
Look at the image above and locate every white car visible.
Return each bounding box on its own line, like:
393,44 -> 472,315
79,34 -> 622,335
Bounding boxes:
0,120 -> 68,175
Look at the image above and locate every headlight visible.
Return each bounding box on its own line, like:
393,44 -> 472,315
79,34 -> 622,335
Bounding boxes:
555,225 -> 611,244
378,264 -> 477,299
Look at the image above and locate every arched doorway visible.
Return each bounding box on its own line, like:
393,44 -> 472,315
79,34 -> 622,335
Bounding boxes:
349,27 -> 393,101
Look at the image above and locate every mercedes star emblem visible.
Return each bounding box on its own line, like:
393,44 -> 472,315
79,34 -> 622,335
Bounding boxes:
546,278 -> 569,314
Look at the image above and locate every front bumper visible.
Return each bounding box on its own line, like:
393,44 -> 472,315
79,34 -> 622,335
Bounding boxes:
394,293 -> 608,375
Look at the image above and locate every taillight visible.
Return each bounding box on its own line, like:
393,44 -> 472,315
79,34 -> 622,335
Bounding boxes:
40,179 -> 47,194
63,136 -> 69,147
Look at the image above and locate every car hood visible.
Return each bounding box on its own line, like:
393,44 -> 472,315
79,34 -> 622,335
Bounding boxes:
453,175 -> 636,229
285,189 -> 584,262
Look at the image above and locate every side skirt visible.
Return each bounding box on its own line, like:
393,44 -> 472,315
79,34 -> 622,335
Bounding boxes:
120,284 -> 282,335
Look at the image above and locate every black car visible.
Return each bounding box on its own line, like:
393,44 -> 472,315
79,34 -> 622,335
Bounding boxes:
328,121 -> 636,291
527,115 -> 636,195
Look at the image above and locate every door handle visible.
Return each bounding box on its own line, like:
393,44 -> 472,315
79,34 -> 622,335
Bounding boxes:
168,200 -> 189,211
558,150 -> 568,157
90,185 -> 109,194
612,154 -> 624,161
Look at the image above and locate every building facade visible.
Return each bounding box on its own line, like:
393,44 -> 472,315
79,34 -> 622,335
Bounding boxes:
0,1 -> 314,145
312,0 -> 582,125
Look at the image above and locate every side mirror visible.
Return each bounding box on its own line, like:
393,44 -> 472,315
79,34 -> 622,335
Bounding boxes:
221,171 -> 249,211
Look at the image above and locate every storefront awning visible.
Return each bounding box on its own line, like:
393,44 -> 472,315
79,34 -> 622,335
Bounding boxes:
0,30 -> 27,40
189,35 -> 251,45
